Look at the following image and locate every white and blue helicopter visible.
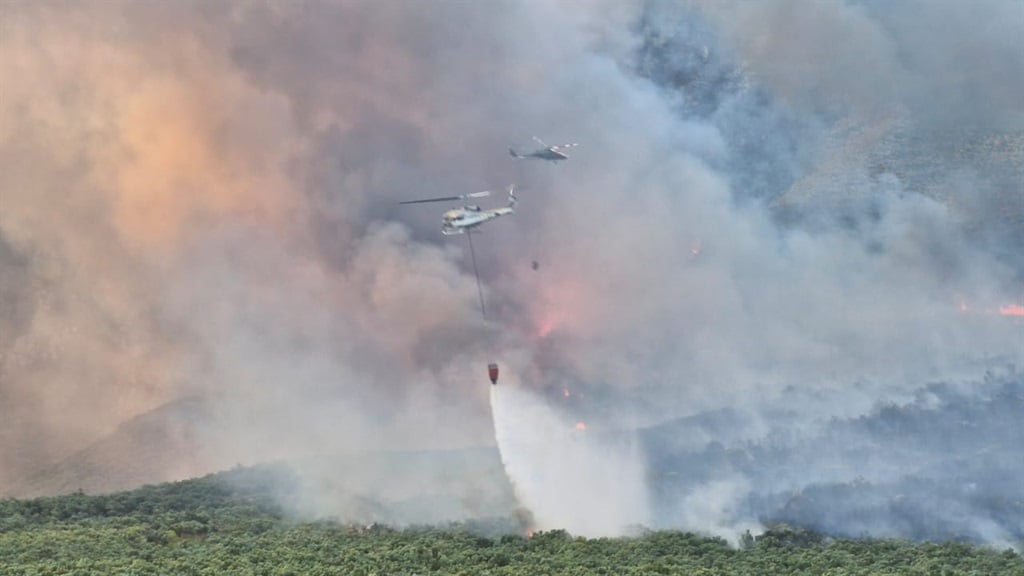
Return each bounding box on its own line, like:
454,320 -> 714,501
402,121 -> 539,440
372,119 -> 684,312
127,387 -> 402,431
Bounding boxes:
400,185 -> 517,235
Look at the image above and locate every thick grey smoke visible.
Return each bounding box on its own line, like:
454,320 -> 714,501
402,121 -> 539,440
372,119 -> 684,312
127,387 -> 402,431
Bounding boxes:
1,0 -> 1021,541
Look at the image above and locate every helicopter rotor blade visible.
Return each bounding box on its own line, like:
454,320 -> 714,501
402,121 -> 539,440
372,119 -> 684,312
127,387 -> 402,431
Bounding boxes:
398,190 -> 491,205
399,196 -> 461,205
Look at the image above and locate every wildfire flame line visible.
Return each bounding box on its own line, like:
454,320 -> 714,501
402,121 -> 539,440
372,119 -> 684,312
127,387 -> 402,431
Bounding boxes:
999,304 -> 1024,317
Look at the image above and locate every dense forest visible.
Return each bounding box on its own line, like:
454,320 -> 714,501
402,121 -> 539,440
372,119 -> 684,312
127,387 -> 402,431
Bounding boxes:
2,466 -> 1021,575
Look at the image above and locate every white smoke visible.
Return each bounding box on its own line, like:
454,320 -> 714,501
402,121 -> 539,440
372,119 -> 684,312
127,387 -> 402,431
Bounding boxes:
490,378 -> 649,537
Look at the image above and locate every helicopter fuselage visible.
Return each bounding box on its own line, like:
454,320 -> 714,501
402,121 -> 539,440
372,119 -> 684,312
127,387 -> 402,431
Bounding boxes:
441,206 -> 513,235
528,148 -> 569,161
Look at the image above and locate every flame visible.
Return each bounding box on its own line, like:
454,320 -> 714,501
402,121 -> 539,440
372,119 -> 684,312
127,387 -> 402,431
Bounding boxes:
563,389 -> 571,398
575,422 -> 587,431
537,314 -> 559,339
1000,304 -> 1024,317
529,271 -> 590,340
956,298 -> 1024,318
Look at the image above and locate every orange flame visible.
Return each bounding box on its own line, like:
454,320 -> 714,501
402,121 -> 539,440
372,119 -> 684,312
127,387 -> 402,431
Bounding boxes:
575,422 -> 587,431
530,273 -> 589,340
1000,304 -> 1024,317
537,315 -> 558,339
563,389 -> 571,398
956,299 -> 1024,318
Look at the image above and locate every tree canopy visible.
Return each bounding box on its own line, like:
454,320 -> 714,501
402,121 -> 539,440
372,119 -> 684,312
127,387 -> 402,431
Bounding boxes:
2,466 -> 1021,575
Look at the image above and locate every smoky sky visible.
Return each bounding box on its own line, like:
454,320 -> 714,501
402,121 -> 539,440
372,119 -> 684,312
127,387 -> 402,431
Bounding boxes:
1,0 -> 1021,540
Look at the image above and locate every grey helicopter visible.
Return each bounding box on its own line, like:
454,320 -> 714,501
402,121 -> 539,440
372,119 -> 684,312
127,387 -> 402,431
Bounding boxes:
509,136 -> 578,162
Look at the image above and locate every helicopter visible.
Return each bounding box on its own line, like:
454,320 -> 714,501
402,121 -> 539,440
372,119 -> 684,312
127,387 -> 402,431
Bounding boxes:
399,185 -> 517,235
509,136 -> 578,162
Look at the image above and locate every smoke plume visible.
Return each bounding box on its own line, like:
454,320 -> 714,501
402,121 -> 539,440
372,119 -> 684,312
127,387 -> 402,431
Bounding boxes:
1,0 -> 1021,542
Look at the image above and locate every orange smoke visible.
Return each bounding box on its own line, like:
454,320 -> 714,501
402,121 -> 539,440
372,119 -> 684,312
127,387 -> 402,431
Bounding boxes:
112,79 -> 233,251
107,71 -> 294,257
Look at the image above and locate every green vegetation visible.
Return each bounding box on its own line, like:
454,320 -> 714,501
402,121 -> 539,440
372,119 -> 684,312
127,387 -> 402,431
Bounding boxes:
1,466 -> 1021,575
